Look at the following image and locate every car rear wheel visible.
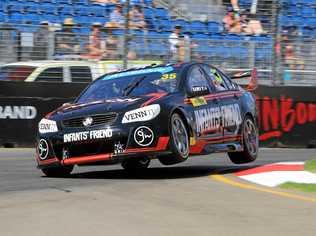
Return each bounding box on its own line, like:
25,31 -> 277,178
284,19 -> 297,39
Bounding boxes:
228,116 -> 258,164
159,113 -> 189,165
41,165 -> 74,177
121,158 -> 150,172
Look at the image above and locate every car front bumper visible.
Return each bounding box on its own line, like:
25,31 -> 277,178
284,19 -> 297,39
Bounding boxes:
35,123 -> 170,169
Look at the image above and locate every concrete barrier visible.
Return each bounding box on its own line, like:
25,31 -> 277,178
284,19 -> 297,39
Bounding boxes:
0,81 -> 315,147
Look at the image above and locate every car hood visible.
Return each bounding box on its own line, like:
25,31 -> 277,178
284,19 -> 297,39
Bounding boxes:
49,93 -> 167,121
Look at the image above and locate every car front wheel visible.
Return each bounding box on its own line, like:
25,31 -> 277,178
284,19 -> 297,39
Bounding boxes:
41,165 -> 74,177
121,158 -> 150,172
159,113 -> 189,165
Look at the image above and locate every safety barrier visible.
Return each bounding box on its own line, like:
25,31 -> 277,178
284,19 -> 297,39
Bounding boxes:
0,80 -> 315,147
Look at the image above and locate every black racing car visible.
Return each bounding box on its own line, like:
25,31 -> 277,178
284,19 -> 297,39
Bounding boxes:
36,62 -> 259,177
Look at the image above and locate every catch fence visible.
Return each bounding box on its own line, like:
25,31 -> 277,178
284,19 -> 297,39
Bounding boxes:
0,0 -> 315,85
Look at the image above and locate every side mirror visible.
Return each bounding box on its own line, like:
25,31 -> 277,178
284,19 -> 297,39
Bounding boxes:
187,86 -> 210,98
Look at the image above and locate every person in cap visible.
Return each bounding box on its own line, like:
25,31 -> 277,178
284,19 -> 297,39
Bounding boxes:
168,25 -> 190,62
33,21 -> 50,60
55,18 -> 80,55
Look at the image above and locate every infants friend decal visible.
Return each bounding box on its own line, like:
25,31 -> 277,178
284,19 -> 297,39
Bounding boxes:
195,104 -> 242,135
63,128 -> 113,143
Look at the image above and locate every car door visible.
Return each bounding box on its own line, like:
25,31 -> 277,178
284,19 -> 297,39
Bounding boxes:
186,65 -> 223,141
201,64 -> 243,141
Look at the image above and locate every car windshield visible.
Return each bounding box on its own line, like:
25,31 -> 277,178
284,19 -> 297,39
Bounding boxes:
0,66 -> 36,81
77,66 -> 180,103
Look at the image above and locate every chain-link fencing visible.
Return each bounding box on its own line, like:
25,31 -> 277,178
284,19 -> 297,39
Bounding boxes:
0,0 -> 315,85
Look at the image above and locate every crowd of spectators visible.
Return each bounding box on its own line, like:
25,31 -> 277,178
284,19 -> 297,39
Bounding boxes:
47,2 -> 149,60
31,0 -> 267,62
222,0 -> 264,35
222,8 -> 264,35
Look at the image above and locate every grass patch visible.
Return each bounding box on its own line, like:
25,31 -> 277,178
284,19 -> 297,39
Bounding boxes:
280,182 -> 316,193
305,159 -> 316,173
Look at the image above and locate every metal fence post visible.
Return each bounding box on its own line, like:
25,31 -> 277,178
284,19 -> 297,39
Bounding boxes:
271,0 -> 283,85
47,31 -> 55,60
123,0 -> 131,69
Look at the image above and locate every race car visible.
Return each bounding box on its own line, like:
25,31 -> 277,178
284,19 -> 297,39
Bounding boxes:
35,62 -> 259,177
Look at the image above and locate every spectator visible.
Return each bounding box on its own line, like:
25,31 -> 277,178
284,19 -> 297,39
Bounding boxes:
284,45 -> 304,70
104,23 -> 119,59
276,31 -> 304,70
240,10 -> 249,32
223,8 -> 241,33
104,21 -> 137,60
55,18 -> 80,56
109,4 -> 125,28
84,22 -> 106,59
128,5 -> 146,29
242,14 -> 264,35
33,21 -> 50,60
169,25 -> 190,62
223,8 -> 234,31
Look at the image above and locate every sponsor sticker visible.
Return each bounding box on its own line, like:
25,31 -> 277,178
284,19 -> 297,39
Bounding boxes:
190,137 -> 196,146
122,104 -> 160,123
82,117 -> 93,127
63,128 -> 113,143
38,139 -> 49,160
134,126 -> 154,147
39,118 -> 58,134
0,106 -> 37,119
194,104 -> 242,135
191,86 -> 208,93
190,97 -> 207,107
114,142 -> 125,154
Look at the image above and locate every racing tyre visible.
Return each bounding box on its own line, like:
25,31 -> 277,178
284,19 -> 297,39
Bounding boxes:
41,165 -> 74,177
159,113 -> 189,165
228,116 -> 259,164
121,158 -> 150,172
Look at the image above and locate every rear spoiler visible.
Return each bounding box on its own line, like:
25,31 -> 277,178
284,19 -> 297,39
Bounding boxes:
231,68 -> 258,92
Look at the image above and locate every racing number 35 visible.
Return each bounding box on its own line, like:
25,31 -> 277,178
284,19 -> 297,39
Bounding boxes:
161,73 -> 177,80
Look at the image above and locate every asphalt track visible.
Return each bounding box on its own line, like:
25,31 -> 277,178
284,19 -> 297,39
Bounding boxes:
0,148 -> 315,236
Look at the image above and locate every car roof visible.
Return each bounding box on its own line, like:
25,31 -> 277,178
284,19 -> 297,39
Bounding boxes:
1,60 -> 96,67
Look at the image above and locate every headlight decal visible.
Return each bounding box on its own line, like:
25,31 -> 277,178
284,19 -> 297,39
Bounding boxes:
38,118 -> 58,134
122,104 -> 161,124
